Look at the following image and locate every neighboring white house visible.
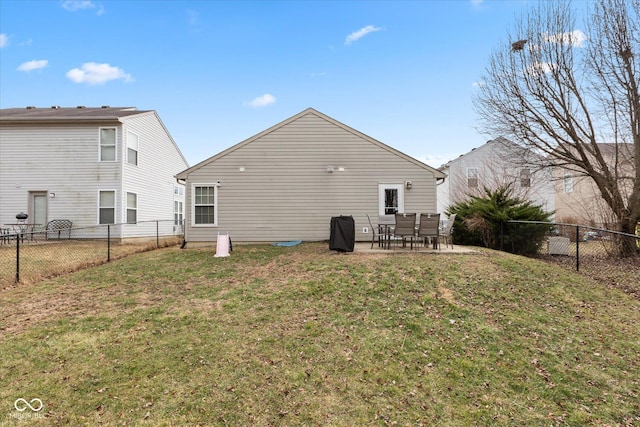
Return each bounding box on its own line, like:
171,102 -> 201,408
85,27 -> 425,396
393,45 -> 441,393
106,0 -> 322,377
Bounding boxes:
437,137 -> 555,216
0,106 -> 189,238
176,108 -> 446,244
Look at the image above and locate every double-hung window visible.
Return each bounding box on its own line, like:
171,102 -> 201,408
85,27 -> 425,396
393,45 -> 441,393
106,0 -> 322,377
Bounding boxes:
467,168 -> 479,188
519,168 -> 531,187
174,200 -> 184,226
193,184 -> 217,225
563,174 -> 574,193
127,192 -> 137,224
99,191 -> 116,224
100,128 -> 116,162
127,131 -> 139,166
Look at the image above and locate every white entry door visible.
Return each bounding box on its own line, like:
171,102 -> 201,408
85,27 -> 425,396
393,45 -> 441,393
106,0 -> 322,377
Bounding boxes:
31,192 -> 47,231
378,184 -> 404,215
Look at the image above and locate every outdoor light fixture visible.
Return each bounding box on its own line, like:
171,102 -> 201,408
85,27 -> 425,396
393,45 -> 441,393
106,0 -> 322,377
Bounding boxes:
327,165 -> 335,173
405,181 -> 413,189
49,192 -> 56,198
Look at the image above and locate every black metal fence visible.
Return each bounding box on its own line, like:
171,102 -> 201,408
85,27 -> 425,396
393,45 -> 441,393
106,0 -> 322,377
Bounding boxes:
0,220 -> 184,286
502,221 -> 640,297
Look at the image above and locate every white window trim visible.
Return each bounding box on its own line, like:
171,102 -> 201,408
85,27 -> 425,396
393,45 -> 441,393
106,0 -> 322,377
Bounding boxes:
467,167 -> 479,188
174,200 -> 184,226
191,183 -> 219,227
126,130 -> 139,166
126,191 -> 138,224
378,183 -> 404,216
563,174 -> 574,193
98,189 -> 117,225
99,127 -> 117,162
519,168 -> 531,188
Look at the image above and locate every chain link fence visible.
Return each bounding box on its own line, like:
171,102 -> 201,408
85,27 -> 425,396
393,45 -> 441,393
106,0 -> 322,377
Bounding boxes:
0,220 -> 184,286
502,221 -> 640,298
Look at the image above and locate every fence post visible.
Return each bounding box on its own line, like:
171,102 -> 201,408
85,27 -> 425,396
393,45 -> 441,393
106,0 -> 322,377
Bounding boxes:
157,220 -> 159,248
15,234 -> 20,283
107,225 -> 111,262
575,225 -> 580,272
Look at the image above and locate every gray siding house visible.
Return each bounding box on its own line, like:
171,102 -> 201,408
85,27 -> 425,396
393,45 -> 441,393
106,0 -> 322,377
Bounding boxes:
437,137 -> 555,216
0,106 -> 189,238
176,108 -> 445,244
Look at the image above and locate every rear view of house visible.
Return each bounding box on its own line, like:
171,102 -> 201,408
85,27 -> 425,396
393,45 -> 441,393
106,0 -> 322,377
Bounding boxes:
176,108 -> 445,244
0,106 -> 189,239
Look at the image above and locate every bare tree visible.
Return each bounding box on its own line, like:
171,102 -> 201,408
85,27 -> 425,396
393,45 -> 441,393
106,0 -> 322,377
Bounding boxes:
474,0 -> 639,252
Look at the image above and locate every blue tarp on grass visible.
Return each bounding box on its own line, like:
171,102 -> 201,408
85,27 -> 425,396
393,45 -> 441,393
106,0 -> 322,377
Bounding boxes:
272,240 -> 302,247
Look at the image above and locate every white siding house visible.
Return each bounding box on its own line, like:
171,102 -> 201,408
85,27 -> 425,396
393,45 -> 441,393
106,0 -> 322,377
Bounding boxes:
176,108 -> 446,244
0,106 -> 189,238
437,137 -> 555,216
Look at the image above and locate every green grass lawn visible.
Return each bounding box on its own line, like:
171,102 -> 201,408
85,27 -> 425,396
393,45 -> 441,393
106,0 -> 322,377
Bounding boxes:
1,243 -> 639,426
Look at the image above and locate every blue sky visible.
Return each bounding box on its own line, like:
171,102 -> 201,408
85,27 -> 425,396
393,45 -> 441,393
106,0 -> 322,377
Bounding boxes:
0,0 -> 533,168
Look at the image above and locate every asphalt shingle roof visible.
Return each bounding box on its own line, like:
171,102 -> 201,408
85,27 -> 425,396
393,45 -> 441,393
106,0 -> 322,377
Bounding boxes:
0,106 -> 149,121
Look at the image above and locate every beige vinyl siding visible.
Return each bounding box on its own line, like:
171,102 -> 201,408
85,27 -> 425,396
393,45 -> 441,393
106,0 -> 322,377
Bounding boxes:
0,123 -> 121,235
183,111 -> 439,243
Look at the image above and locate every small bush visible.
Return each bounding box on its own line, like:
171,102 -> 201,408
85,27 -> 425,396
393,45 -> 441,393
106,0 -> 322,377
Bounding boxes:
448,185 -> 553,255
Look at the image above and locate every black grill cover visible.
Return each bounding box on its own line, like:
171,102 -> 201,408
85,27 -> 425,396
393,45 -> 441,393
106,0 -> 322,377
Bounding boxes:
329,216 -> 355,252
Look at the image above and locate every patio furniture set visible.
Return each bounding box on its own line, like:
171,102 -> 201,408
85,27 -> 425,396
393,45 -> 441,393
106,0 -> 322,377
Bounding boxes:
366,213 -> 456,251
1,218 -> 73,245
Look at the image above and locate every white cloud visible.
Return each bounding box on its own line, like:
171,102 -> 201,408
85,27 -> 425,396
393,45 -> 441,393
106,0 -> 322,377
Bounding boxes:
66,62 -> 133,85
62,1 -> 104,15
345,25 -> 382,46
526,61 -> 557,76
62,0 -> 93,11
544,30 -> 587,48
419,154 -> 456,168
17,59 -> 49,72
243,94 -> 276,108
0,34 -> 8,48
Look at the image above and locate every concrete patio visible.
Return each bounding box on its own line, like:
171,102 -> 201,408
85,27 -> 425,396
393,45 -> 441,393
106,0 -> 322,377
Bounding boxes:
352,241 -> 477,254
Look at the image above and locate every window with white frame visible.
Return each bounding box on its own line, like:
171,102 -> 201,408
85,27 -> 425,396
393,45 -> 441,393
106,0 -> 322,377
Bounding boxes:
563,174 -> 574,193
126,192 -> 137,224
193,184 -> 217,225
467,168 -> 479,188
174,200 -> 184,226
519,168 -> 531,187
100,128 -> 116,162
127,131 -> 138,165
99,190 -> 116,224
174,184 -> 184,196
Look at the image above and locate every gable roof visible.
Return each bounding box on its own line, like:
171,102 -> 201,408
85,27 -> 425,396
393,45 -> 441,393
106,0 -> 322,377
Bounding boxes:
177,107 -> 445,179
0,106 -> 149,122
438,136 -> 550,171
